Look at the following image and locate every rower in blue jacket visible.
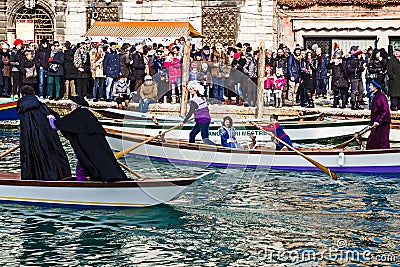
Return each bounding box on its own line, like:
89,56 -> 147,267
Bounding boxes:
219,116 -> 242,149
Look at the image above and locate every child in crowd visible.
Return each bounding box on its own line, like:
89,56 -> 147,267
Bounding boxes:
258,114 -> 293,151
168,56 -> 182,104
219,116 -> 243,149
189,62 -> 199,82
198,62 -> 212,100
264,65 -> 274,107
112,75 -> 130,110
274,68 -> 286,108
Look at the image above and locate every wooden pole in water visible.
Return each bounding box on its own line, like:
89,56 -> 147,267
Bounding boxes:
255,40 -> 266,119
180,40 -> 192,117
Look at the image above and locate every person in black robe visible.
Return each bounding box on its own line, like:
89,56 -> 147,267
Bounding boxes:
16,85 -> 71,180
48,96 -> 128,182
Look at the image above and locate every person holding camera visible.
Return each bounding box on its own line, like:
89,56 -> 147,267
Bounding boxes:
328,51 -> 348,108
47,41 -> 64,101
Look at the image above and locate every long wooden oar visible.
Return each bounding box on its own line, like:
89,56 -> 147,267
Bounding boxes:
114,123 -> 182,159
0,145 -> 20,160
250,122 -> 337,180
334,126 -> 371,149
151,116 -> 159,126
117,161 -> 143,179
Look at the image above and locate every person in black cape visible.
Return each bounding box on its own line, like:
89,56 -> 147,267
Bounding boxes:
16,85 -> 71,180
47,96 -> 128,182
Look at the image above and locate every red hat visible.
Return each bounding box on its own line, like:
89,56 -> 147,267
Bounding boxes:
265,65 -> 272,71
13,39 -> 23,46
353,49 -> 363,56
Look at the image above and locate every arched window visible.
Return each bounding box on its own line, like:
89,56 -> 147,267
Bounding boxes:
13,5 -> 54,44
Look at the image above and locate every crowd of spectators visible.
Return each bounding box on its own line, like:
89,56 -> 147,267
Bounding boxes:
1,37 -> 399,111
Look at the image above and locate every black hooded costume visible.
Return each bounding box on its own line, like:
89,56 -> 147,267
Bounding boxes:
54,97 -> 128,182
17,95 -> 71,180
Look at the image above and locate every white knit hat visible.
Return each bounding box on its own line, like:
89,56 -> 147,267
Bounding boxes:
187,81 -> 205,95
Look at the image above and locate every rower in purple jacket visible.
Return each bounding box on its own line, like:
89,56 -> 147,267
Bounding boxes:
180,81 -> 216,146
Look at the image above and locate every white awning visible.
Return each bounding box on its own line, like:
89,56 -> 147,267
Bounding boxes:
292,17 -> 400,31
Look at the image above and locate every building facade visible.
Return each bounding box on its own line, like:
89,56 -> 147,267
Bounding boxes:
1,0 -> 275,48
277,0 -> 400,55
2,0 -> 399,53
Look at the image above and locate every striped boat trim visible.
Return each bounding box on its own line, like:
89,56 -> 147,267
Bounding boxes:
101,119 -> 370,130
107,131 -> 400,156
143,155 -> 400,174
0,103 -> 17,111
0,196 -> 151,207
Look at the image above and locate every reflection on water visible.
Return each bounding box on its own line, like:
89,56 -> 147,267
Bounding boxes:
0,129 -> 399,266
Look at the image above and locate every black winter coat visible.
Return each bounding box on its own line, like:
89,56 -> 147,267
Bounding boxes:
119,49 -> 130,78
301,58 -> 317,90
368,58 -> 388,77
274,56 -> 288,77
20,58 -> 37,84
265,56 -> 275,68
387,57 -> 400,97
64,48 -> 78,79
35,45 -> 51,69
48,50 -> 64,76
10,48 -> 23,72
328,61 -> 347,91
346,56 -> 364,80
231,57 -> 246,83
132,52 -> 146,80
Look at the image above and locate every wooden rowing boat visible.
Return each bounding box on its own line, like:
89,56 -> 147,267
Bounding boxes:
0,172 -> 210,208
106,129 -> 400,174
0,100 -> 19,121
100,117 -> 370,143
94,108 -> 323,123
391,122 -> 400,142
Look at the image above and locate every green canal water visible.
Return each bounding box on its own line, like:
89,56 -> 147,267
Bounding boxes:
0,129 -> 399,266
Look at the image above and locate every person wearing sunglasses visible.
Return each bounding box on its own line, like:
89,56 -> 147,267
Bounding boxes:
47,41 -> 64,100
